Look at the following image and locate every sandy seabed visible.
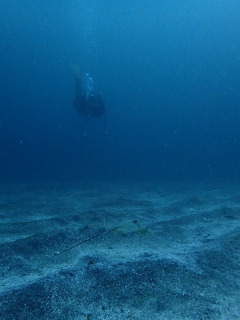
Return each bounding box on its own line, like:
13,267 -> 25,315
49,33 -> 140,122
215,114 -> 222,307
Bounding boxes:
0,181 -> 240,320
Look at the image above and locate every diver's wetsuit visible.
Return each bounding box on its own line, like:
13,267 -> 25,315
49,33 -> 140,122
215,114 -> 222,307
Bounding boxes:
73,77 -> 105,119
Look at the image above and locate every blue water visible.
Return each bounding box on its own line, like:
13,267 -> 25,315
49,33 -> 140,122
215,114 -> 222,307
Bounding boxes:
1,0 -> 240,183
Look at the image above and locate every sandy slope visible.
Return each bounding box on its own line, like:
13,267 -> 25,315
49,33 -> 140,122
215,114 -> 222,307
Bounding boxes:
0,182 -> 239,319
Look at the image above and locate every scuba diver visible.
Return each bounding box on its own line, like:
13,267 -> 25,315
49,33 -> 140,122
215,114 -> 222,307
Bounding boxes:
71,65 -> 107,134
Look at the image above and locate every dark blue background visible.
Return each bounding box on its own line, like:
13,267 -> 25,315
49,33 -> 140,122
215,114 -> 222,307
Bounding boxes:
1,1 -> 240,183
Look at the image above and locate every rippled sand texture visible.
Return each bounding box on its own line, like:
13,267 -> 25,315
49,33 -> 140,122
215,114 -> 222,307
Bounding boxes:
0,182 -> 240,319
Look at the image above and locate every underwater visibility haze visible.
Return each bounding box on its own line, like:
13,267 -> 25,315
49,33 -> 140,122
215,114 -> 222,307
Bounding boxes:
1,1 -> 240,319
1,0 -> 240,183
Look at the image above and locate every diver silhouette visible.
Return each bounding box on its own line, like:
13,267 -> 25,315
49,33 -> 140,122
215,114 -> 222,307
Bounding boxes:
72,65 -> 106,134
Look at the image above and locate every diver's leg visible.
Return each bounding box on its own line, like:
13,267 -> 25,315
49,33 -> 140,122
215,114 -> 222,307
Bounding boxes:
71,64 -> 82,100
